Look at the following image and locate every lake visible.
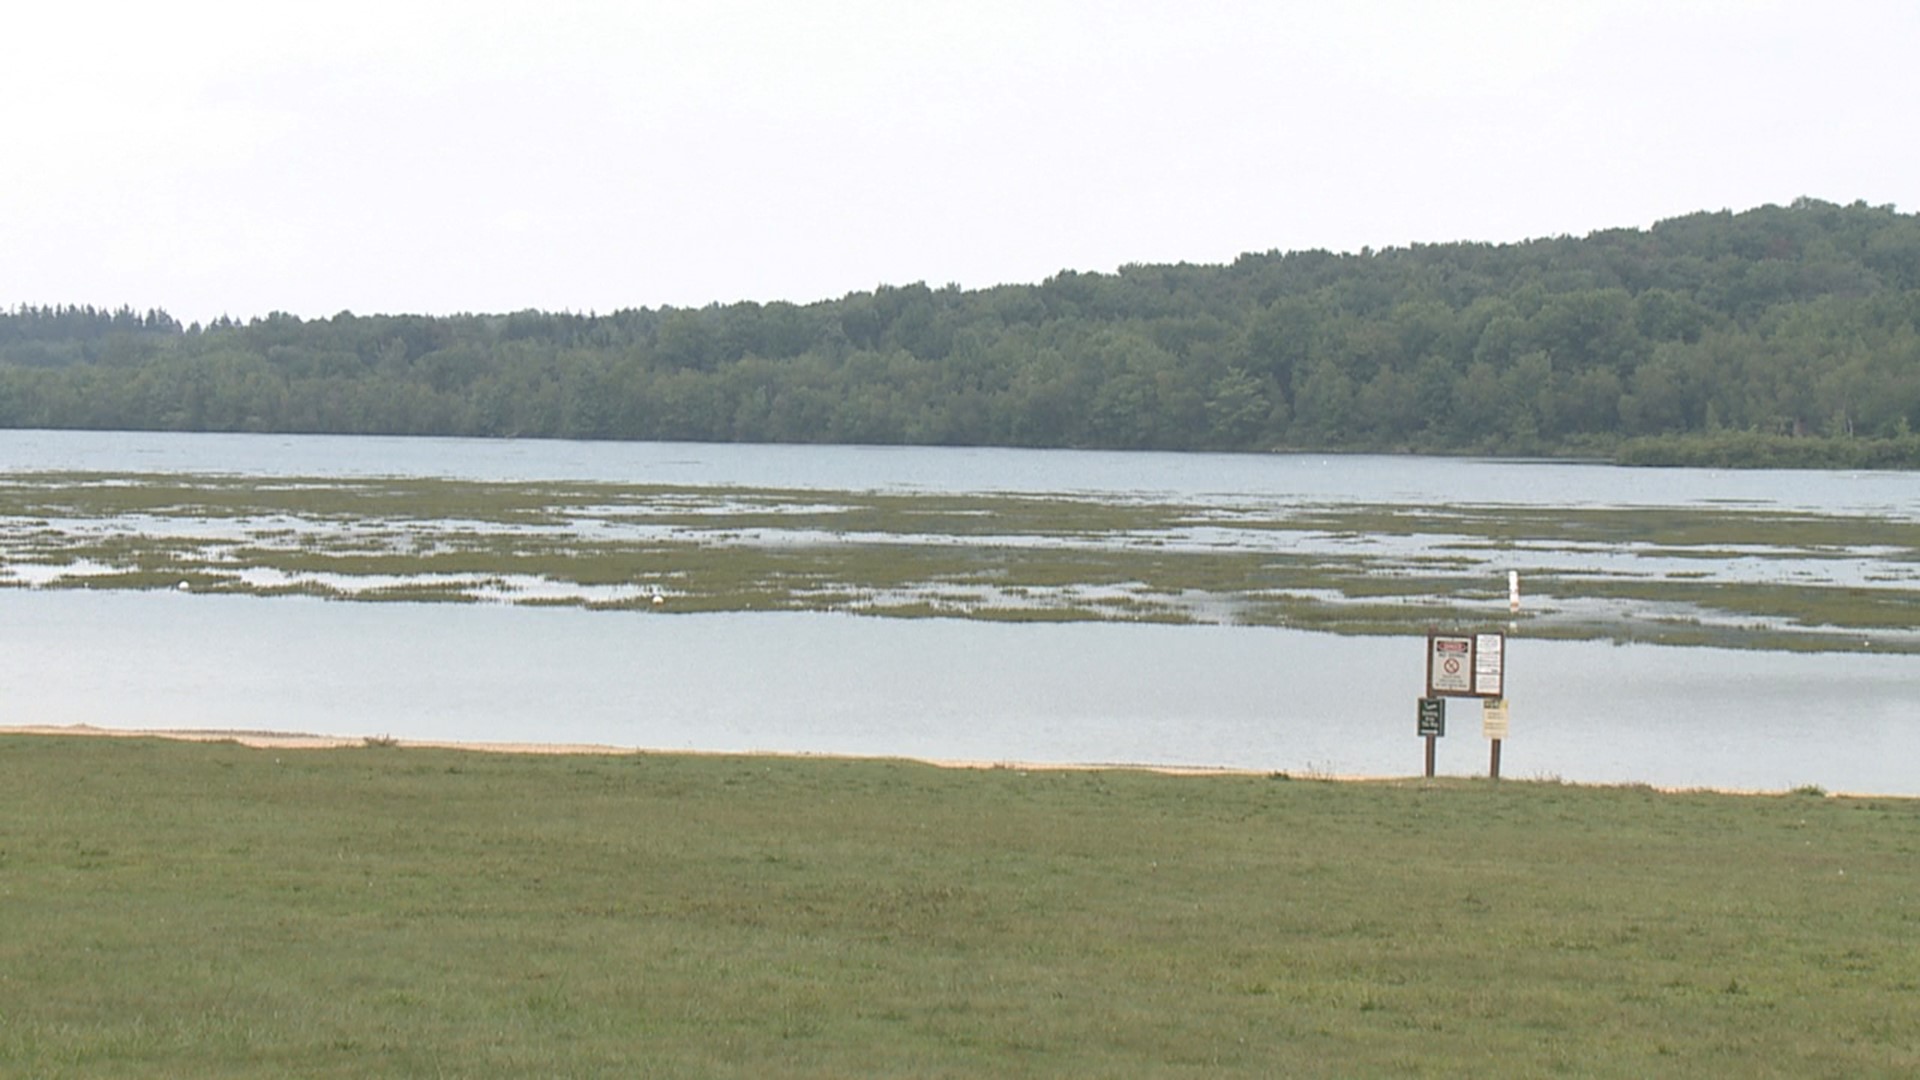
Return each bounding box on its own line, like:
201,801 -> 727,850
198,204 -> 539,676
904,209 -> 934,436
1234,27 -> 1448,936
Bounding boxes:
2,429 -> 1916,794
6,427 -> 1919,513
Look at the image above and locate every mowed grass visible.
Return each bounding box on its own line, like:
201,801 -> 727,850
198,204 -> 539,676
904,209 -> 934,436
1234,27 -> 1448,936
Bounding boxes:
2,737 -> 1917,1077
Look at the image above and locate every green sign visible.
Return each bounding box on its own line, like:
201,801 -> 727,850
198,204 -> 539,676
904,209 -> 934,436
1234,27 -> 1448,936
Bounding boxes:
1417,697 -> 1446,737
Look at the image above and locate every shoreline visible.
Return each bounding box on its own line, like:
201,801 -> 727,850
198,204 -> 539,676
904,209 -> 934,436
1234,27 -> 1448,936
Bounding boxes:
4,723 -> 1908,800
0,723 -> 1285,777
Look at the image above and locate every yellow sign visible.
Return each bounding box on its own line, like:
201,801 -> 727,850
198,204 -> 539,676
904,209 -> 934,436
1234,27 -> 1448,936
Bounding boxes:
1481,698 -> 1510,740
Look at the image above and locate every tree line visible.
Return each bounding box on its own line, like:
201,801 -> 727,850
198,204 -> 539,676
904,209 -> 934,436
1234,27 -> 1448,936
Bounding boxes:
5,197 -> 1920,465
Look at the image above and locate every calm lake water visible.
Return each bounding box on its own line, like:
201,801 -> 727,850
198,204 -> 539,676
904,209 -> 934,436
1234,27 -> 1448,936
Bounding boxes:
7,426 -> 1919,513
2,429 -> 1916,794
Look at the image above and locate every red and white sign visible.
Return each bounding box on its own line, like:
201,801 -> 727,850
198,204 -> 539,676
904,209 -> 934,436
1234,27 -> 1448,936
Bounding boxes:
1426,631 -> 1507,699
1427,634 -> 1474,695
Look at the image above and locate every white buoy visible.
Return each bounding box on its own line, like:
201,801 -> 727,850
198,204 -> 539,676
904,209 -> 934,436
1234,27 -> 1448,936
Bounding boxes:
177,580 -> 191,592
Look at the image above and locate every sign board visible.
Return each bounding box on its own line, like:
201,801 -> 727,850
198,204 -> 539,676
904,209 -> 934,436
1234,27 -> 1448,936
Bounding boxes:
1426,634 -> 1474,695
1481,698 -> 1510,740
1474,632 -> 1505,697
1427,631 -> 1506,698
1417,697 -> 1446,737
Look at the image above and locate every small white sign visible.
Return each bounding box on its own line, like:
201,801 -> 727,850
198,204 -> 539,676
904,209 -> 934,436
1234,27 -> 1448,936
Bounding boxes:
1474,632 -> 1504,697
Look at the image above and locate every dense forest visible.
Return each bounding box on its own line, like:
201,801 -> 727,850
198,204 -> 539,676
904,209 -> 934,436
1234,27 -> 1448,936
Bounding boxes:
6,197 -> 1920,465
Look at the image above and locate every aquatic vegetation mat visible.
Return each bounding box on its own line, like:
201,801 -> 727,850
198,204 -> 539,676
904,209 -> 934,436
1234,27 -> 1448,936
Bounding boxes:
2,471 -> 1917,652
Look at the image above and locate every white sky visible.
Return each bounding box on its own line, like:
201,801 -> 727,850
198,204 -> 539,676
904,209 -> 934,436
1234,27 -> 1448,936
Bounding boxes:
3,0 -> 1916,324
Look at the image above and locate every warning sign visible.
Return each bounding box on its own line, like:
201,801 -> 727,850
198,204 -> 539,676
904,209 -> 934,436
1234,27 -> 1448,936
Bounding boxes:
1426,631 -> 1507,699
1427,634 -> 1474,695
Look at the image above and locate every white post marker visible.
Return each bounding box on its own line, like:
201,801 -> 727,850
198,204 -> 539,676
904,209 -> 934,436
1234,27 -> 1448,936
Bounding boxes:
1508,570 -> 1520,615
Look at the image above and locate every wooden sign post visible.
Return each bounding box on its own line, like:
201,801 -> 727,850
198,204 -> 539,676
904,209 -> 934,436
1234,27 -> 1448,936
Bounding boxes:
1423,630 -> 1509,780
1482,698 -> 1510,780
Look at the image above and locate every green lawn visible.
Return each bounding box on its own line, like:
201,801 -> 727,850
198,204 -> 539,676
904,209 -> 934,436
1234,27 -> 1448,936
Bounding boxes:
2,735 -> 1916,1077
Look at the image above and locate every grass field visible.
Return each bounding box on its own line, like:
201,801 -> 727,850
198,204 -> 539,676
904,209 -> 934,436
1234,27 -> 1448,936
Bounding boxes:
2,735 -> 1916,1077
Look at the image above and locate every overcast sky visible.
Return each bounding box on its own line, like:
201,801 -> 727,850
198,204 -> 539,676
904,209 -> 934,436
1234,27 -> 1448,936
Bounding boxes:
3,1 -> 1916,323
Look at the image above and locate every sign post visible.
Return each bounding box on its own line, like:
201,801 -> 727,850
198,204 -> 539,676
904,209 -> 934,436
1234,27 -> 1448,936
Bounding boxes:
1482,698 -> 1510,779
1423,630 -> 1510,780
1416,697 -> 1446,777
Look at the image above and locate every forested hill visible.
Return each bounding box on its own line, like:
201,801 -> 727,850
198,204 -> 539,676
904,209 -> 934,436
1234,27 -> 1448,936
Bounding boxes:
6,197 -> 1920,466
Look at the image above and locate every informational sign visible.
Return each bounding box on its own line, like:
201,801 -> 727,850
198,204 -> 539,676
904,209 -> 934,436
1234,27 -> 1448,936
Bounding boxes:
1426,634 -> 1474,695
1427,631 -> 1506,698
1474,632 -> 1505,697
1417,697 -> 1446,737
1482,698 -> 1510,740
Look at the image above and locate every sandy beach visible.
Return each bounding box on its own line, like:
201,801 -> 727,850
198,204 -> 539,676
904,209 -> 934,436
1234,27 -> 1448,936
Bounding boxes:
11,722 -> 1909,799
0,723 -> 1293,778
